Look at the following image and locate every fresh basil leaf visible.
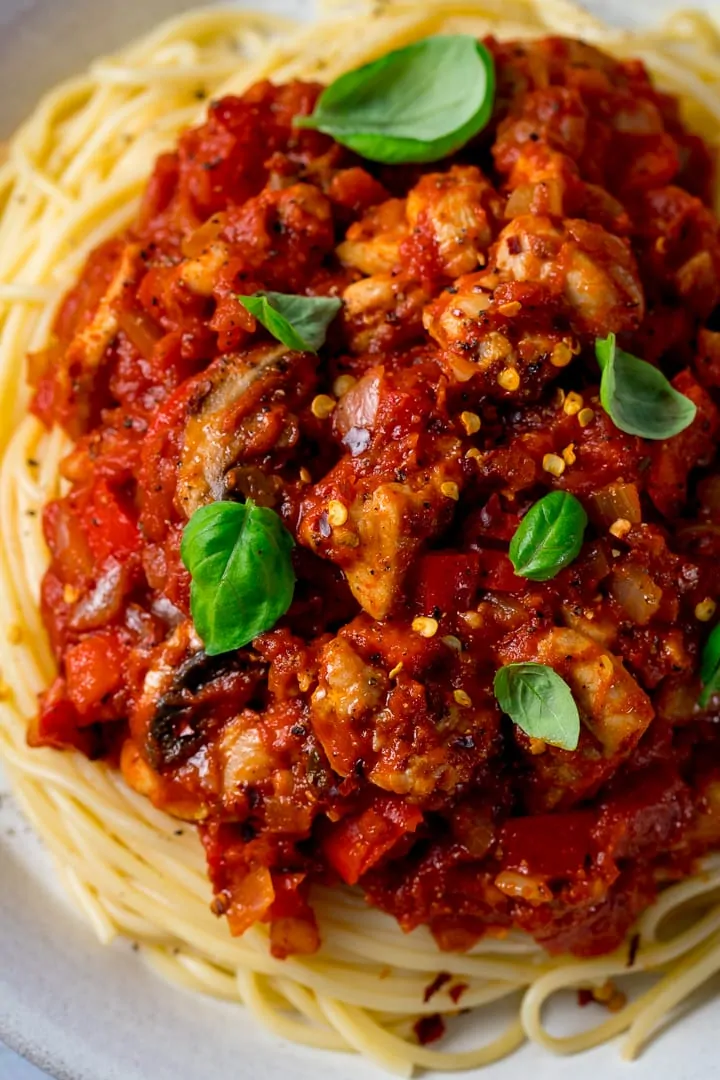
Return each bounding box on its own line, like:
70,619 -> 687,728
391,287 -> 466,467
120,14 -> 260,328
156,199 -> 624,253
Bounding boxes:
699,622 -> 720,708
509,491 -> 588,582
237,291 -> 342,353
494,662 -> 580,751
596,333 -> 696,440
181,500 -> 295,656
295,36 -> 495,165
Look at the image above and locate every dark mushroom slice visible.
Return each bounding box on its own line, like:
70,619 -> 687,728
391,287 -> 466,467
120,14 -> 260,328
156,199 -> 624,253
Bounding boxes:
135,622 -> 267,772
176,343 -> 316,518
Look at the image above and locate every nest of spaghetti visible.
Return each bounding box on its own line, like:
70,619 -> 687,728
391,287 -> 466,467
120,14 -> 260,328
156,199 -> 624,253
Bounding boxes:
27,33 -> 720,970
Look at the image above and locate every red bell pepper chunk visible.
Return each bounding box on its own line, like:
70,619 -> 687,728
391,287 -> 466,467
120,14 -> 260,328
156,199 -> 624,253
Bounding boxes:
477,549 -> 526,593
500,812 -> 596,878
323,797 -> 424,886
84,480 -> 141,566
415,553 -> 480,615
64,631 -> 128,716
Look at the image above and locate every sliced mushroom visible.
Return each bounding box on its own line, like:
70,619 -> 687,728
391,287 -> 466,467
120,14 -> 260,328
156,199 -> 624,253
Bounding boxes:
132,621 -> 265,772
176,343 -> 300,518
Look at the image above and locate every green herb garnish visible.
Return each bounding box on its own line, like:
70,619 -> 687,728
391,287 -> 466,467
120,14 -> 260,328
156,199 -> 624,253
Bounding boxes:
509,491 -> 588,582
596,333 -> 696,440
238,291 -> 342,353
494,662 -> 580,751
295,36 -> 495,165
181,500 -> 295,656
699,623 -> 720,708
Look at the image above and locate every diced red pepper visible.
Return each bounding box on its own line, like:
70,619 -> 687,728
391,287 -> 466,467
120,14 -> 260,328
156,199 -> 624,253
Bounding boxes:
500,812 -> 596,878
323,797 -> 424,886
83,480 -> 141,566
64,631 -> 128,716
477,549 -> 526,593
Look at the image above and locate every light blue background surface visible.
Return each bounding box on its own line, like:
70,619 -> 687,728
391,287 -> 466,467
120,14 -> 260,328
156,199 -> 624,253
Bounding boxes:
0,1043 -> 46,1078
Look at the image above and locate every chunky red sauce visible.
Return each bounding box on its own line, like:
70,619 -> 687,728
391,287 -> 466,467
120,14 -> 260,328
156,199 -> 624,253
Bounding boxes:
30,37 -> 720,959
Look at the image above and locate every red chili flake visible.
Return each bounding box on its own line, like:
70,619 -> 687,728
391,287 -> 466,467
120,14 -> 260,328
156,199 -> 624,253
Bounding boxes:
423,971 -> 452,1003
414,1014 -> 445,1046
627,933 -> 641,969
577,989 -> 594,1008
449,982 -> 469,1004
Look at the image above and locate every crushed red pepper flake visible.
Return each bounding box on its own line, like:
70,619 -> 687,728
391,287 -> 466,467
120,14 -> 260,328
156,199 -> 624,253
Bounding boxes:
414,1014 -> 446,1046
423,971 -> 452,1003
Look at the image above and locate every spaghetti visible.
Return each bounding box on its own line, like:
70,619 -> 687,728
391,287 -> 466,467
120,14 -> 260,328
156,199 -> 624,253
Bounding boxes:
2,2 -> 720,1075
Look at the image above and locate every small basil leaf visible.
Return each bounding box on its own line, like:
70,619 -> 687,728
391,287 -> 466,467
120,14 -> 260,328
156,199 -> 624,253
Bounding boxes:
509,491 -> 588,582
596,333 -> 696,440
181,500 -> 295,656
295,36 -> 495,165
237,291 -> 342,353
494,662 -> 580,751
699,622 -> 720,708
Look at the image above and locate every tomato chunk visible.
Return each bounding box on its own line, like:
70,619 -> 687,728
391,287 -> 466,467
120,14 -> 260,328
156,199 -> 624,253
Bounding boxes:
323,798 -> 424,886
64,631 -> 128,715
83,480 -> 141,566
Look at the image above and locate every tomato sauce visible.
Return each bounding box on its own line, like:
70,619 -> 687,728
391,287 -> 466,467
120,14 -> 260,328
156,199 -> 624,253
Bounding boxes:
30,37 -> 720,958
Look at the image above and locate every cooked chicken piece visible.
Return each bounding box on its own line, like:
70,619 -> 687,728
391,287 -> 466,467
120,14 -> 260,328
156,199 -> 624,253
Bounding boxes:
341,271 -> 428,353
179,240 -> 231,296
502,146 -> 580,219
496,624 -> 655,812
219,715 -> 279,791
561,603 -> 618,649
344,473 -> 456,619
299,459 -> 463,620
493,215 -> 644,334
210,182 -> 335,292
310,637 -> 387,776
338,166 -> 498,283
494,87 -> 588,173
635,187 -> 720,319
424,273 -> 575,397
404,165 -> 500,278
499,625 -> 653,757
337,198 -> 408,275
311,631 -> 500,800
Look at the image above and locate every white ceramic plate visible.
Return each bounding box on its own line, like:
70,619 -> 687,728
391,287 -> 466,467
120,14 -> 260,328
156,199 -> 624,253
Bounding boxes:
1,1 -> 719,1077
